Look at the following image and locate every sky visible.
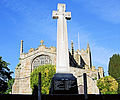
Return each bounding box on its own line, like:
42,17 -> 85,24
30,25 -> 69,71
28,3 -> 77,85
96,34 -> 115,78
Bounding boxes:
0,0 -> 120,77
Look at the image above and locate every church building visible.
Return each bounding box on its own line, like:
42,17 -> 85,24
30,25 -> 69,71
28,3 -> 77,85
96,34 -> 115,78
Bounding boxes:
12,39 -> 104,94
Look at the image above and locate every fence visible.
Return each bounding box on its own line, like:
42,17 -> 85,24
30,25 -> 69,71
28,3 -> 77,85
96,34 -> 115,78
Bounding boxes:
1,94 -> 120,100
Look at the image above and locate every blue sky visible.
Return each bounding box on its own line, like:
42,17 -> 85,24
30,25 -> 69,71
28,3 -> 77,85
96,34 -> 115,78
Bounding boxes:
0,0 -> 120,77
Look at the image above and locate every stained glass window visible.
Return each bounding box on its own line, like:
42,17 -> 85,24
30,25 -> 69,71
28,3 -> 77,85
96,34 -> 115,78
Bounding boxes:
32,55 -> 52,69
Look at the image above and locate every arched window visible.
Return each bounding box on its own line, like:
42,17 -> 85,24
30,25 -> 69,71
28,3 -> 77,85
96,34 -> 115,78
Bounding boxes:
32,55 -> 52,69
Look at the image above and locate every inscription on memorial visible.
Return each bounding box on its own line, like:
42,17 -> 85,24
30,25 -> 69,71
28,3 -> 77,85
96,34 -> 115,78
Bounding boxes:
54,80 -> 65,90
54,79 -> 77,91
65,80 -> 76,90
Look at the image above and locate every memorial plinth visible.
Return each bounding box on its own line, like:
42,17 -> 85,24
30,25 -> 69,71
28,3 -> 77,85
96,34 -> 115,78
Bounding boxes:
49,73 -> 78,94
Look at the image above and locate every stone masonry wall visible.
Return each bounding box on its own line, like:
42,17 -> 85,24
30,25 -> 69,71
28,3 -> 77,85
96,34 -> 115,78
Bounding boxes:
70,67 -> 100,94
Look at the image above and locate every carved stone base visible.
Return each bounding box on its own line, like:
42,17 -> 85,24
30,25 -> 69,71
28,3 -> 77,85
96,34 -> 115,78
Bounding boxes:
49,73 -> 78,94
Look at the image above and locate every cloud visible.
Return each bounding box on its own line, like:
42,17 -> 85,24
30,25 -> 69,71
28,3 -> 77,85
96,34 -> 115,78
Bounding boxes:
0,0 -> 51,24
72,0 -> 120,24
0,0 -> 57,40
88,0 -> 120,23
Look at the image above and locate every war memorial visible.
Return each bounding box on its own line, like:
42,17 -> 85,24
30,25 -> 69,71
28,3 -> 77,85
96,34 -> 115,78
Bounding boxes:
12,3 -> 104,95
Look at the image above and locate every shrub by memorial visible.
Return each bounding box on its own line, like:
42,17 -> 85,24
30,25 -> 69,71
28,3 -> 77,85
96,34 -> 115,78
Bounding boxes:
30,64 -> 56,94
108,54 -> 120,93
97,76 -> 118,94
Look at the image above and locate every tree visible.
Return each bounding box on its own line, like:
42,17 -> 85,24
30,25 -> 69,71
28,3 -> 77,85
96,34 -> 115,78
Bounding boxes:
108,54 -> 120,79
108,54 -> 120,93
97,76 -> 118,94
0,56 -> 13,94
30,64 -> 56,94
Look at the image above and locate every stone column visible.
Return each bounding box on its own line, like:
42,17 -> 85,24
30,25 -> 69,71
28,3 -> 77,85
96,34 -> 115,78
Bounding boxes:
52,3 -> 71,73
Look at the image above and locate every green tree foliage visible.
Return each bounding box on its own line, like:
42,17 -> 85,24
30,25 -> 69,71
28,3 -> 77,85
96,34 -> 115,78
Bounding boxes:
97,76 -> 118,94
108,54 -> 120,93
108,54 -> 120,79
0,56 -> 13,94
30,64 -> 56,94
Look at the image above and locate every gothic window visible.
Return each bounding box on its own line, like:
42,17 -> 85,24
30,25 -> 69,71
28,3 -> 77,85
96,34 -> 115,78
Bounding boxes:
32,55 -> 52,69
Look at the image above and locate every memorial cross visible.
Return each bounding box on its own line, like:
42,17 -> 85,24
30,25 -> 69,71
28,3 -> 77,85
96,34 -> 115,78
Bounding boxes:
52,3 -> 71,73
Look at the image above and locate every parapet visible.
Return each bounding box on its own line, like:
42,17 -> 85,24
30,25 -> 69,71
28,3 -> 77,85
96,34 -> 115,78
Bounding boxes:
98,67 -> 104,78
19,40 -> 56,60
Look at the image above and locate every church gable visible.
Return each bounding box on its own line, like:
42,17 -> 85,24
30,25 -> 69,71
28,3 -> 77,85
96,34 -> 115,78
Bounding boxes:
19,40 -> 56,69
12,40 -> 56,94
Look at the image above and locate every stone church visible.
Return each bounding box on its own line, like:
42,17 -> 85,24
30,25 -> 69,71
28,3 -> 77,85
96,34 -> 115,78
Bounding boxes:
12,40 -> 104,94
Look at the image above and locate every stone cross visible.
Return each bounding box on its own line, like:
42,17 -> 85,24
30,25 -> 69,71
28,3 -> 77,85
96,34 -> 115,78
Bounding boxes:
52,3 -> 71,73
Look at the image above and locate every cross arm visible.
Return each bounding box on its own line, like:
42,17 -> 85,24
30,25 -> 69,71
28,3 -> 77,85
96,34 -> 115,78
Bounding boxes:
65,12 -> 71,20
52,11 -> 58,19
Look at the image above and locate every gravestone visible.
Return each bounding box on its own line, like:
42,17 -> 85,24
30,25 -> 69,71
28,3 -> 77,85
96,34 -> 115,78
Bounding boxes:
49,3 -> 78,94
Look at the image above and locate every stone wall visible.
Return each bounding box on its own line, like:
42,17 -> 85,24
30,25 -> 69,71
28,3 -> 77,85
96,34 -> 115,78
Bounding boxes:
70,67 -> 100,94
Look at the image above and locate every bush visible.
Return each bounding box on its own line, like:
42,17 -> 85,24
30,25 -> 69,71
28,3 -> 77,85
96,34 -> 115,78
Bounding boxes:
30,64 -> 56,94
97,76 -> 118,94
